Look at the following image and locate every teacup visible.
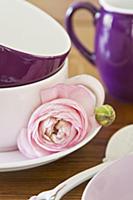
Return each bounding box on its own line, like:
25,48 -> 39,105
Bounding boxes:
0,0 -> 71,87
66,0 -> 133,102
82,155 -> 133,200
0,59 -> 68,152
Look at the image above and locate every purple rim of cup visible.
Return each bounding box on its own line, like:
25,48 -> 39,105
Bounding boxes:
0,45 -> 70,88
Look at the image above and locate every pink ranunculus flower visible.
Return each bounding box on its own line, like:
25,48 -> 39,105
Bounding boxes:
17,80 -> 98,158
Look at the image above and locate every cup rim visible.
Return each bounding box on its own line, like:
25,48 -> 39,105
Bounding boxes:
0,44 -> 71,60
0,59 -> 68,91
100,0 -> 133,14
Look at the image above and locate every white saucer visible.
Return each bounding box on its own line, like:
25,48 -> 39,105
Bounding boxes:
0,127 -> 101,172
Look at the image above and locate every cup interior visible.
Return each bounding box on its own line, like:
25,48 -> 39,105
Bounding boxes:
0,0 -> 71,56
82,155 -> 133,200
100,0 -> 133,13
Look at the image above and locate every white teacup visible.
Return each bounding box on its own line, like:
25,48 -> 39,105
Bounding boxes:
0,60 -> 68,152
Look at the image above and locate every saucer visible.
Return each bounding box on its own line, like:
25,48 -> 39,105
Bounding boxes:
0,127 -> 101,172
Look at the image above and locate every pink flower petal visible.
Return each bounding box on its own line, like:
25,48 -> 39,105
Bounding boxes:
66,74 -> 105,106
17,129 -> 51,158
67,84 -> 96,118
17,75 -> 104,158
41,83 -> 96,119
17,129 -> 37,159
25,99 -> 89,154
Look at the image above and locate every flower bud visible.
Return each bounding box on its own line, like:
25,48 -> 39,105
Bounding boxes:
95,104 -> 116,127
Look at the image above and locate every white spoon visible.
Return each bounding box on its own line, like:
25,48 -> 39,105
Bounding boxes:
29,124 -> 133,200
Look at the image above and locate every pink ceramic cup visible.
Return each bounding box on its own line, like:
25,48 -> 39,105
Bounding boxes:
82,154 -> 133,200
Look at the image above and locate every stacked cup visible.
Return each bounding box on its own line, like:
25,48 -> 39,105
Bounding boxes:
0,0 -> 71,152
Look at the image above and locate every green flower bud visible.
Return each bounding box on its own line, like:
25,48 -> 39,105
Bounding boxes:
95,104 -> 116,127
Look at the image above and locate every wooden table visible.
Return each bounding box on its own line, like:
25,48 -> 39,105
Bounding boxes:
0,1 -> 133,200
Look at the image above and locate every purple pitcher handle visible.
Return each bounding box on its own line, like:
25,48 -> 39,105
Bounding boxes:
66,2 -> 99,65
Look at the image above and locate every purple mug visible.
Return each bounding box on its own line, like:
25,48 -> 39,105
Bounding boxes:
66,0 -> 133,102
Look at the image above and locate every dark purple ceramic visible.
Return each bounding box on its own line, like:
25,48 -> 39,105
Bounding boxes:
66,0 -> 133,102
0,45 -> 68,87
0,0 -> 71,87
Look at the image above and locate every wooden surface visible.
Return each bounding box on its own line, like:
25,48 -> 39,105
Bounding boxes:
0,1 -> 133,200
27,0 -> 99,22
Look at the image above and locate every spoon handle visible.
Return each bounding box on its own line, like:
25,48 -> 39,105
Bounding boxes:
55,161 -> 111,200
35,162 -> 111,200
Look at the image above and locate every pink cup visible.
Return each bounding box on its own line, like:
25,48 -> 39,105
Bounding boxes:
82,155 -> 133,200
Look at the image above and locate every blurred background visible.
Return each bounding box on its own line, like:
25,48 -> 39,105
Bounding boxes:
27,0 -> 100,80
27,0 -> 98,21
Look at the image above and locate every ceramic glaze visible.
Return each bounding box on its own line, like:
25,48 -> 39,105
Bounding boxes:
82,155 -> 133,200
66,0 -> 133,101
0,126 -> 101,172
0,60 -> 68,152
0,73 -> 105,171
0,0 -> 71,87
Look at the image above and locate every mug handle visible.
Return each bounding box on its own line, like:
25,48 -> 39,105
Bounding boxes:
66,2 -> 99,65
